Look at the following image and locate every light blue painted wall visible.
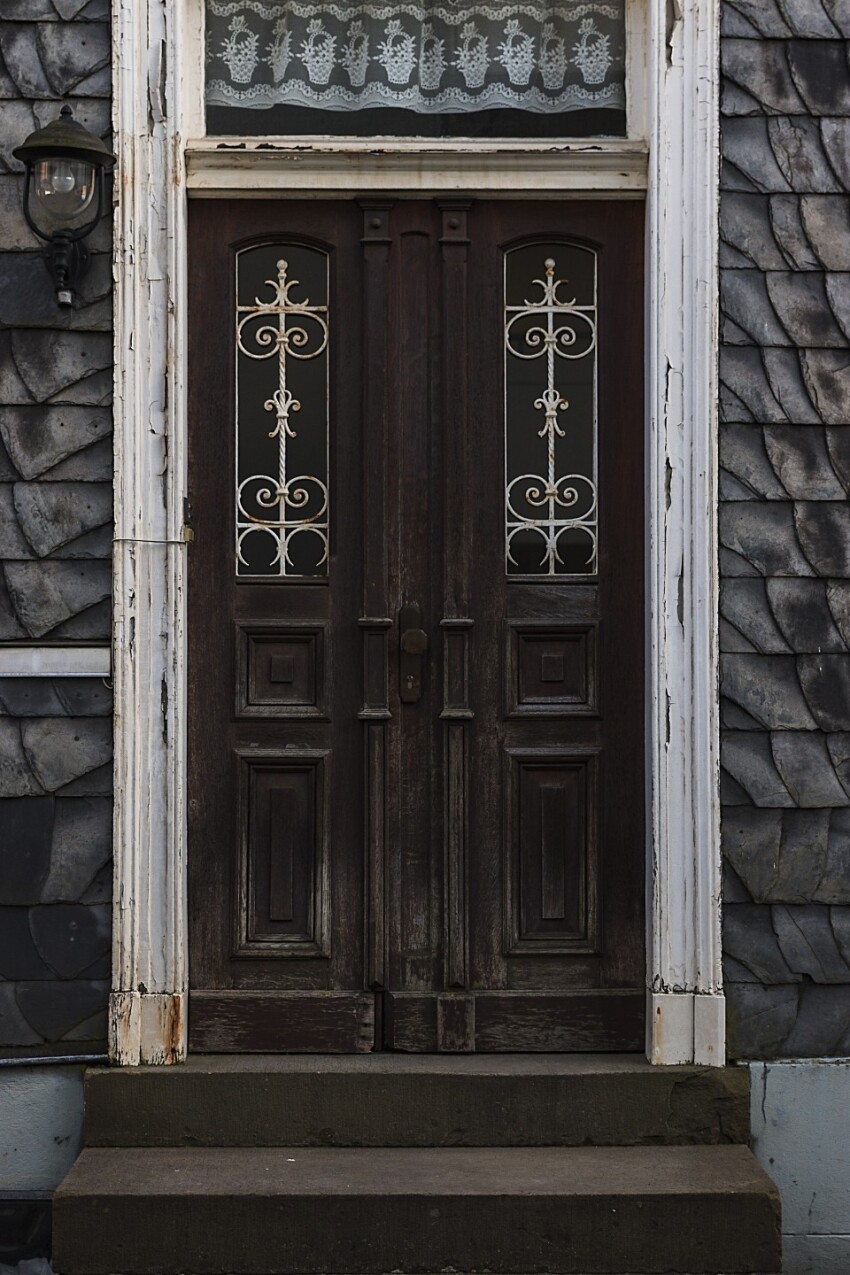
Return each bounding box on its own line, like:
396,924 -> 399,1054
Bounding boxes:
0,1067 -> 84,1193
750,1061 -> 850,1275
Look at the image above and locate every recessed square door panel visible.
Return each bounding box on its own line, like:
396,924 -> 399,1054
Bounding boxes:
507,622 -> 598,717
237,623 -> 327,719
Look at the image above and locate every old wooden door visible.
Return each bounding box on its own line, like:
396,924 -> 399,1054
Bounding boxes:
187,198 -> 644,1052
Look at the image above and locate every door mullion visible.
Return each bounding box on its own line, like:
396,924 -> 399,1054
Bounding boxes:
358,201 -> 394,998
438,202 -> 475,1021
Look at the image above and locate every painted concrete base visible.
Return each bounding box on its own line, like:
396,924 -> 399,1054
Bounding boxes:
750,1061 -> 850,1275
0,1068 -> 84,1192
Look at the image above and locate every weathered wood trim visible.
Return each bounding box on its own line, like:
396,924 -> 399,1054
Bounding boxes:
186,140 -> 648,198
110,0 -> 191,1063
110,0 -> 723,1065
646,0 -> 724,1064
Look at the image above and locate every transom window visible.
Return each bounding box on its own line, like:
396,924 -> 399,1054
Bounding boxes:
204,0 -> 627,137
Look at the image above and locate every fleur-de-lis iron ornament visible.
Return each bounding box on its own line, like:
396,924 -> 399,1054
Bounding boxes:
505,255 -> 598,575
236,257 -> 329,576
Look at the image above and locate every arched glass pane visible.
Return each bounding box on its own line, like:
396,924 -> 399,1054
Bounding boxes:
235,242 -> 330,578
505,242 -> 597,576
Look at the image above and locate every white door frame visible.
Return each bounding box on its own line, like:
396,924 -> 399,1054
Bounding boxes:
108,0 -> 722,1065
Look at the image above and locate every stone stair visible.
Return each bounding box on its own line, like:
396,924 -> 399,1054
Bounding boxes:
52,1055 -> 781,1275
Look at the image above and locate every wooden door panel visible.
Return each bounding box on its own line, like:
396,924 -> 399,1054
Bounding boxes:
188,200 -> 370,1050
187,197 -> 644,1052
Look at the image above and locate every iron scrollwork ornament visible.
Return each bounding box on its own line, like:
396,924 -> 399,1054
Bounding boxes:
505,253 -> 598,575
236,254 -> 330,577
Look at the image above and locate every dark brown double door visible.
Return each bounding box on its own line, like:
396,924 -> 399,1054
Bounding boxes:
187,197 -> 644,1052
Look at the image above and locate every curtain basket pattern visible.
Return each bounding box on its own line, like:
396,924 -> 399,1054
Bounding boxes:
205,0 -> 625,114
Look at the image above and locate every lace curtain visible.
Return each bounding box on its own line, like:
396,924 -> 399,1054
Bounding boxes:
205,1 -> 625,114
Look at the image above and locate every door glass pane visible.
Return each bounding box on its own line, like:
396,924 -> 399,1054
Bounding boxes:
205,0 -> 626,137
236,243 -> 330,578
505,242 -> 597,576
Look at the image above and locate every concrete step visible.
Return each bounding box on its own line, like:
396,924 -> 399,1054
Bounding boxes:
53,1144 -> 781,1274
82,1054 -> 750,1148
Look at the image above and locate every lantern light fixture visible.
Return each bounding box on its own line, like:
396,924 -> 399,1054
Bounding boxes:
13,104 -> 116,308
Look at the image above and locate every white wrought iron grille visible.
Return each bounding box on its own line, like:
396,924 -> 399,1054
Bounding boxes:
504,244 -> 597,576
235,244 -> 330,577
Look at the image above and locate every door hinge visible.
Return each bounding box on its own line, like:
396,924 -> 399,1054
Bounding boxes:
182,496 -> 195,543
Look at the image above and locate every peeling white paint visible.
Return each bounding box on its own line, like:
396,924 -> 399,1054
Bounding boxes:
109,0 -> 723,1065
646,0 -> 723,1063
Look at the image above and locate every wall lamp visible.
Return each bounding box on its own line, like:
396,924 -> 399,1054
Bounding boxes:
13,104 -> 116,308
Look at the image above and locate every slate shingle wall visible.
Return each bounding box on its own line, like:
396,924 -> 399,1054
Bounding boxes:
0,2 -> 112,1054
721,0 -> 850,1057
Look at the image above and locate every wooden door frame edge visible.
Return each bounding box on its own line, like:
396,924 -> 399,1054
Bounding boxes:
108,0 -> 722,1066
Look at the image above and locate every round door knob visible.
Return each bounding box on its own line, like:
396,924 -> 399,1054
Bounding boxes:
401,628 -> 428,655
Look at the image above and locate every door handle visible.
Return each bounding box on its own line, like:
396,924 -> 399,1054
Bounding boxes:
399,603 -> 428,703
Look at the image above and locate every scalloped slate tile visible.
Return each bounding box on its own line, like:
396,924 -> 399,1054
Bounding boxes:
722,806 -> 841,903
764,425 -> 848,496
771,116 -> 846,191
56,759 -> 111,796
0,484 -> 35,558
788,41 -> 850,114
723,40 -> 808,114
0,677 -> 111,717
726,982 -> 800,1058
798,348 -> 850,422
772,730 -> 850,804
783,978 -> 850,1053
767,577 -> 848,651
15,977 -> 108,1041
723,270 -> 793,344
773,902 -> 850,980
801,195 -> 850,267
0,795 -> 53,905
0,406 -> 112,481
723,730 -> 797,805
721,578 -> 793,652
1,330 -> 112,405
20,717 -> 111,792
0,980 -> 41,1046
795,502 -> 850,574
721,193 -> 787,268
768,272 -> 849,345
2,560 -> 110,637
721,503 -> 815,575
770,193 -> 823,268
724,117 -> 796,191
827,580 -> 850,644
722,653 -> 818,727
0,571 -> 26,640
725,903 -> 800,981
29,901 -> 109,978
0,718 -> 43,796
0,26 -> 53,97
41,795 -> 111,903
0,907 -> 52,978
34,22 -> 110,96
798,654 -> 850,727
720,424 -> 790,497
820,117 -> 850,186
44,436 -> 112,483
13,481 -> 112,557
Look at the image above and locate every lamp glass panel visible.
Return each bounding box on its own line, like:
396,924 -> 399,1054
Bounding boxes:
33,159 -> 96,228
